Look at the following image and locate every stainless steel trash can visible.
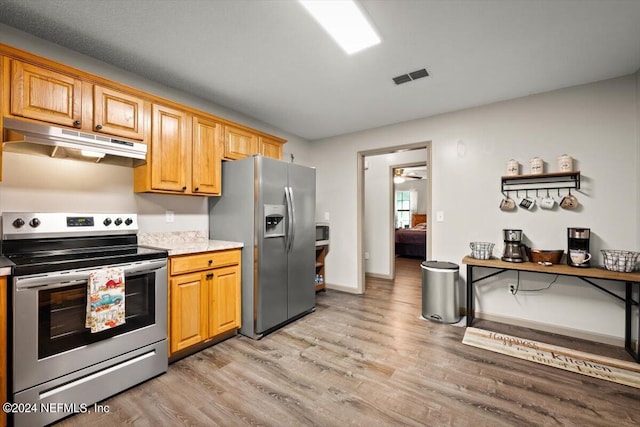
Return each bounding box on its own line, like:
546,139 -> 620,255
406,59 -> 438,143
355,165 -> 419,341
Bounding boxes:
420,261 -> 460,323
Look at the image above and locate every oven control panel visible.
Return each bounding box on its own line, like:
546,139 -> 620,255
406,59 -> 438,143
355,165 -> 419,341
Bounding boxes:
2,212 -> 138,239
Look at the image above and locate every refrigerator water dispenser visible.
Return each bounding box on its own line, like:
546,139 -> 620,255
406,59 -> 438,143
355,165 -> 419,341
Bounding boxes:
264,204 -> 285,238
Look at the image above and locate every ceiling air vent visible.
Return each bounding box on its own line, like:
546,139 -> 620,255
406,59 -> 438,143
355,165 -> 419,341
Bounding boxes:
392,68 -> 429,85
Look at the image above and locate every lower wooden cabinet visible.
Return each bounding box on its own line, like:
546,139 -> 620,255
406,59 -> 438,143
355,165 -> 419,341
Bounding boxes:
168,249 -> 241,355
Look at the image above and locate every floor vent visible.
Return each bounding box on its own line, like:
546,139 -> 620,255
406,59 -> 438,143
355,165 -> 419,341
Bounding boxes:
393,68 -> 429,85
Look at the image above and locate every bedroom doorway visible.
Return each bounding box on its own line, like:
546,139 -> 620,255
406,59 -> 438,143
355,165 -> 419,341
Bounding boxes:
358,142 -> 431,294
392,162 -> 427,264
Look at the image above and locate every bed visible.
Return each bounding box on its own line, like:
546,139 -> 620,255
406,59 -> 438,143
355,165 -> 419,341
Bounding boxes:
395,214 -> 427,259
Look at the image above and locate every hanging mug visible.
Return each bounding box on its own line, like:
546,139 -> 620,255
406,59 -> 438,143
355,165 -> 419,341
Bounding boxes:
500,197 -> 516,211
540,195 -> 556,210
560,193 -> 579,210
519,196 -> 535,210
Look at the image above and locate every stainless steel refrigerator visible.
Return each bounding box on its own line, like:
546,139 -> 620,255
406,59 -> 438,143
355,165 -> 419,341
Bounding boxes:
208,155 -> 316,339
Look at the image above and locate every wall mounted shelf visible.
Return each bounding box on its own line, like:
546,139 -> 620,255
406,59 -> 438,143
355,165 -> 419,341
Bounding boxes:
501,171 -> 581,194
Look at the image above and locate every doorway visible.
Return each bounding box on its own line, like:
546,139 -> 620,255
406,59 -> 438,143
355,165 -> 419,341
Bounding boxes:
392,162 -> 428,269
358,142 -> 431,294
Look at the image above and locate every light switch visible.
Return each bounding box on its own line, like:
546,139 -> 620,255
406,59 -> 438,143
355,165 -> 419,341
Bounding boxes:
324,212 -> 330,221
165,210 -> 175,223
436,211 -> 444,222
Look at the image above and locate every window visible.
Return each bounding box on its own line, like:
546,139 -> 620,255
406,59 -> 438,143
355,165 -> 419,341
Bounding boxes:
395,191 -> 411,229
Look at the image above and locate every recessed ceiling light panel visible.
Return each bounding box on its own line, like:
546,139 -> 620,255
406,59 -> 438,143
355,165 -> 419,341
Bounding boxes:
299,0 -> 381,55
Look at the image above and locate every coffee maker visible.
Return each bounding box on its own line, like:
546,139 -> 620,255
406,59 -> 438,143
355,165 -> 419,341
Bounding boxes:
567,227 -> 590,267
502,229 -> 525,263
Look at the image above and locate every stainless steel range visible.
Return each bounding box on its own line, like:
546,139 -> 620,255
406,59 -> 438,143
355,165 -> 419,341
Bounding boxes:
1,212 -> 168,427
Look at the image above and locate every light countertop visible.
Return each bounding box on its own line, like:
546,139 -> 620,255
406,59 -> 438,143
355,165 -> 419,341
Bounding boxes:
138,231 -> 243,257
0,256 -> 14,277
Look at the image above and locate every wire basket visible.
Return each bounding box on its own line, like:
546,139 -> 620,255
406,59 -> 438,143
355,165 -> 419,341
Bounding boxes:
601,249 -> 640,272
469,242 -> 494,260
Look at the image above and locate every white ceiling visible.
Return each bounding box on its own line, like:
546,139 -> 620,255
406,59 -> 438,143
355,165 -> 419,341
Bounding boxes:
1,0 -> 640,141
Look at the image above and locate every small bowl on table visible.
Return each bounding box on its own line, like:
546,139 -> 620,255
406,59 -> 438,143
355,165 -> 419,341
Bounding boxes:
529,249 -> 564,265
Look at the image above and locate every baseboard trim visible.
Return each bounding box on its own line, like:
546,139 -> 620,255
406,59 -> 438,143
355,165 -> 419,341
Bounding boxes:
473,312 -> 625,348
325,283 -> 362,294
365,272 -> 393,281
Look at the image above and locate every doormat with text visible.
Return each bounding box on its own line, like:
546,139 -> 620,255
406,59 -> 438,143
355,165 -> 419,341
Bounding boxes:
462,327 -> 640,389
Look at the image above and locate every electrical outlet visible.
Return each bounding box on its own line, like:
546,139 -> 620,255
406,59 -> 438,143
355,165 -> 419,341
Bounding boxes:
508,284 -> 516,295
364,252 -> 370,260
165,210 -> 175,223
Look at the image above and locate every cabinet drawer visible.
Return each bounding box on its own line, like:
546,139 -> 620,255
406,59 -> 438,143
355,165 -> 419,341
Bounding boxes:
170,249 -> 240,275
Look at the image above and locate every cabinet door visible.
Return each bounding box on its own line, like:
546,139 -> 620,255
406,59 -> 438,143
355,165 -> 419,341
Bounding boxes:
209,265 -> 241,337
224,125 -> 258,160
151,104 -> 190,192
170,273 -> 208,354
93,85 -> 145,140
192,116 -> 222,195
259,136 -> 283,160
10,60 -> 82,127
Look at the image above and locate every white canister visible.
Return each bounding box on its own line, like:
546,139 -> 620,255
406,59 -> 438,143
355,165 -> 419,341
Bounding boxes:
506,159 -> 520,176
557,154 -> 573,172
529,157 -> 544,175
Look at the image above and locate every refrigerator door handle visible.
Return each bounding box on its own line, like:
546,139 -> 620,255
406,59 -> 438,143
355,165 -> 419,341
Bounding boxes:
288,186 -> 296,251
284,186 -> 293,253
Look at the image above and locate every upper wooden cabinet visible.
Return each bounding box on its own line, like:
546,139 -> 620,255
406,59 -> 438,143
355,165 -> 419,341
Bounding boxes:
150,103 -> 190,193
259,136 -> 284,160
7,59 -> 147,141
92,85 -> 145,140
223,124 -> 258,160
192,116 -> 222,195
134,107 -> 222,196
1,44 -> 287,190
9,60 -> 82,128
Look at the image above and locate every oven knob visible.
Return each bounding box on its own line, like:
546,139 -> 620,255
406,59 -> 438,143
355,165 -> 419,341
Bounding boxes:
29,218 -> 41,228
124,218 -> 133,226
103,218 -> 112,226
12,218 -> 25,228
114,218 -> 123,226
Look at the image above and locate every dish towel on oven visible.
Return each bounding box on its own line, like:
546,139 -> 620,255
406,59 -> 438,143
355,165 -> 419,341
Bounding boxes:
85,267 -> 126,333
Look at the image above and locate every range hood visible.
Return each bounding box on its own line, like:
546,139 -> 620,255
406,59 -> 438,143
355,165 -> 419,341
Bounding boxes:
2,117 -> 147,167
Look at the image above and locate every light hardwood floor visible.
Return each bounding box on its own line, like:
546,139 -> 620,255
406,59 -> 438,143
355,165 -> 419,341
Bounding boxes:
58,256 -> 640,426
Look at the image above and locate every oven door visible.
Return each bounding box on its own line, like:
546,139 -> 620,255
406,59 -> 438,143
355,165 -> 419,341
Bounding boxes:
13,259 -> 167,393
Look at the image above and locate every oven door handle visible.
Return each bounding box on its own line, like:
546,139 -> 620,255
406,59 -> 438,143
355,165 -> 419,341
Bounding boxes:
15,260 -> 167,290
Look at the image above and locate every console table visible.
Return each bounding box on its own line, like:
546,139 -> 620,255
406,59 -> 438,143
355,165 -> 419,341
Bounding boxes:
462,256 -> 640,362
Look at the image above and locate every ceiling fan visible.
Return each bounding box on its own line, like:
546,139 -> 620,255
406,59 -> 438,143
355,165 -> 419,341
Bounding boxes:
393,168 -> 423,184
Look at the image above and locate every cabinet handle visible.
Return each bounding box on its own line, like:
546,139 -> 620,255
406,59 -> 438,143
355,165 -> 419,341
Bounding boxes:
95,124 -> 103,130
208,259 -> 213,265
73,120 -> 81,127
206,273 -> 214,280
194,187 -> 199,192
181,186 -> 187,191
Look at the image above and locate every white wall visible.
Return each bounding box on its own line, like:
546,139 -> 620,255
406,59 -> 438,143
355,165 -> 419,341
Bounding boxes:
0,24 -> 313,231
364,150 -> 427,277
313,75 -> 638,342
